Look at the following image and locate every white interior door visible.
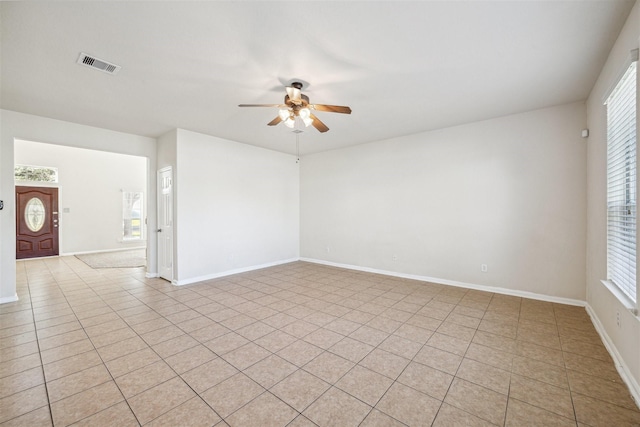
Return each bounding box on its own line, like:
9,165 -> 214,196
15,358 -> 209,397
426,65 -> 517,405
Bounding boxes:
158,167 -> 173,282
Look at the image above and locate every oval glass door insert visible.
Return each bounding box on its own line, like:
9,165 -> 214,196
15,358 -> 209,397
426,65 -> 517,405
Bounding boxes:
25,197 -> 46,232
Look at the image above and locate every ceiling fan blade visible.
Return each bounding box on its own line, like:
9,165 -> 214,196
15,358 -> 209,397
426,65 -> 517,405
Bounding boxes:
267,116 -> 282,126
285,86 -> 302,103
311,104 -> 352,114
309,113 -> 329,133
238,104 -> 287,108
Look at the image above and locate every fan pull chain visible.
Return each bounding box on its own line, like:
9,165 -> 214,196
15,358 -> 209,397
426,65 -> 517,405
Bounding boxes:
296,133 -> 300,163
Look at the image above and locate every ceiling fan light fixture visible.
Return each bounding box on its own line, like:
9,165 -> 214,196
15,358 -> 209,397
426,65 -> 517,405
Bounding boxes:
302,116 -> 313,127
299,108 -> 311,120
284,117 -> 295,128
278,109 -> 290,121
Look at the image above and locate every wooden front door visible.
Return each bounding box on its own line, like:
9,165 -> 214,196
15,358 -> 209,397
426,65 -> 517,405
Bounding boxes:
16,186 -> 59,259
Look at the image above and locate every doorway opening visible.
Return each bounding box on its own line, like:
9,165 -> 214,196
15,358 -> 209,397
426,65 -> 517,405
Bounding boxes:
14,139 -> 148,264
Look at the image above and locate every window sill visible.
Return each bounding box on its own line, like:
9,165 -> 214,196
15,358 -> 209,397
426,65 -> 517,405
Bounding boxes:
600,280 -> 638,316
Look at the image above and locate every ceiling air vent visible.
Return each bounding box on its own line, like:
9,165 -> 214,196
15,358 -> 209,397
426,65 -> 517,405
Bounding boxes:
76,52 -> 121,75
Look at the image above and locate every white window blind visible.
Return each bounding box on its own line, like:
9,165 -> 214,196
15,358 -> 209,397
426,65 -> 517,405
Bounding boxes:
606,59 -> 637,303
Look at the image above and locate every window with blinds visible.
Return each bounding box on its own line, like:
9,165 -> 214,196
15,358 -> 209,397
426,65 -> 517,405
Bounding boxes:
606,58 -> 637,303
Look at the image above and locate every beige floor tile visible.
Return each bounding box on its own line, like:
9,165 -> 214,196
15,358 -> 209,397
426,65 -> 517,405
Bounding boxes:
406,313 -> 443,331
40,339 -> 94,365
336,365 -> 393,406
244,354 -> 298,389
277,340 -> 324,367
127,376 -> 195,425
563,351 -> 620,382
325,318 -> 362,335
12,259 -> 640,427
226,392 -> 298,427
444,378 -> 508,425
376,382 -> 441,426
446,312 -> 482,329
509,374 -> 575,419
328,336 -> 375,363
516,327 -> 562,350
96,336 -> 148,362
87,326 -> 136,349
200,373 -> 265,418
414,345 -> 463,375
204,332 -> 250,355
101,342 -> 157,375
47,364 -> 112,403
180,357 -> 238,393
506,398 -> 577,427
164,344 -> 216,374
0,353 -> 41,378
397,361 -> 453,400
0,366 -> 45,399
130,317 -> 172,335
360,409 -> 405,426
37,329 -> 88,353
436,320 -> 476,342
433,403 -> 496,427
279,320 -> 320,338
152,333 -> 200,358
567,369 -> 638,411
302,328 -> 344,349
456,358 -> 511,395
71,401 -> 139,427
303,351 -> 355,384
51,381 -> 124,426
464,342 -> 514,371
221,342 -> 271,370
511,356 -> 569,389
366,316 -> 403,334
478,318 -> 518,339
427,332 -> 470,356
254,330 -> 298,353
572,392 -> 640,427
304,386 -> 372,427
146,397 -> 221,427
349,325 -> 389,347
141,325 -> 185,346
0,405 -> 52,427
115,360 -> 176,398
0,383 -> 49,424
271,369 -> 331,412
515,340 -> 565,367
359,348 -> 410,380
342,310 -> 376,324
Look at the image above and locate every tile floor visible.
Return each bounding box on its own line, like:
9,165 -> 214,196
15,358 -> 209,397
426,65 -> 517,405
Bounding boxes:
1,257 -> 639,426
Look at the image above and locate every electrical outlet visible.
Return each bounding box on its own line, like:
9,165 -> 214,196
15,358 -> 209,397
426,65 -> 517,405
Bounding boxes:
392,255 -> 398,261
481,264 -> 488,273
326,246 -> 330,253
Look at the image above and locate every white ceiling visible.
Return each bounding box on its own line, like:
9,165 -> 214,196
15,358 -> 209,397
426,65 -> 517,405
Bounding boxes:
1,1 -> 635,155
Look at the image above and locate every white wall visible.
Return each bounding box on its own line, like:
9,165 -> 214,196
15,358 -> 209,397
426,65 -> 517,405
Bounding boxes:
585,1 -> 639,399
301,102 -> 587,301
0,110 -> 157,302
14,140 -> 147,254
174,129 -> 299,284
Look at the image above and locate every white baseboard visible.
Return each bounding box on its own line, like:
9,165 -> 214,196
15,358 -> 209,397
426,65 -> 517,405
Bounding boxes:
0,294 -> 19,304
173,258 -> 300,286
585,304 -> 640,407
145,272 -> 159,278
62,247 -> 146,256
299,258 -> 586,307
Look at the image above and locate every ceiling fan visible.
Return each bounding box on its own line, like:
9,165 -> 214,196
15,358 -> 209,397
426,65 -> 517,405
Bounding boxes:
238,82 -> 351,133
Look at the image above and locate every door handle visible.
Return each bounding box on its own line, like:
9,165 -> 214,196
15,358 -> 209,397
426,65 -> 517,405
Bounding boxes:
157,229 -> 162,233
